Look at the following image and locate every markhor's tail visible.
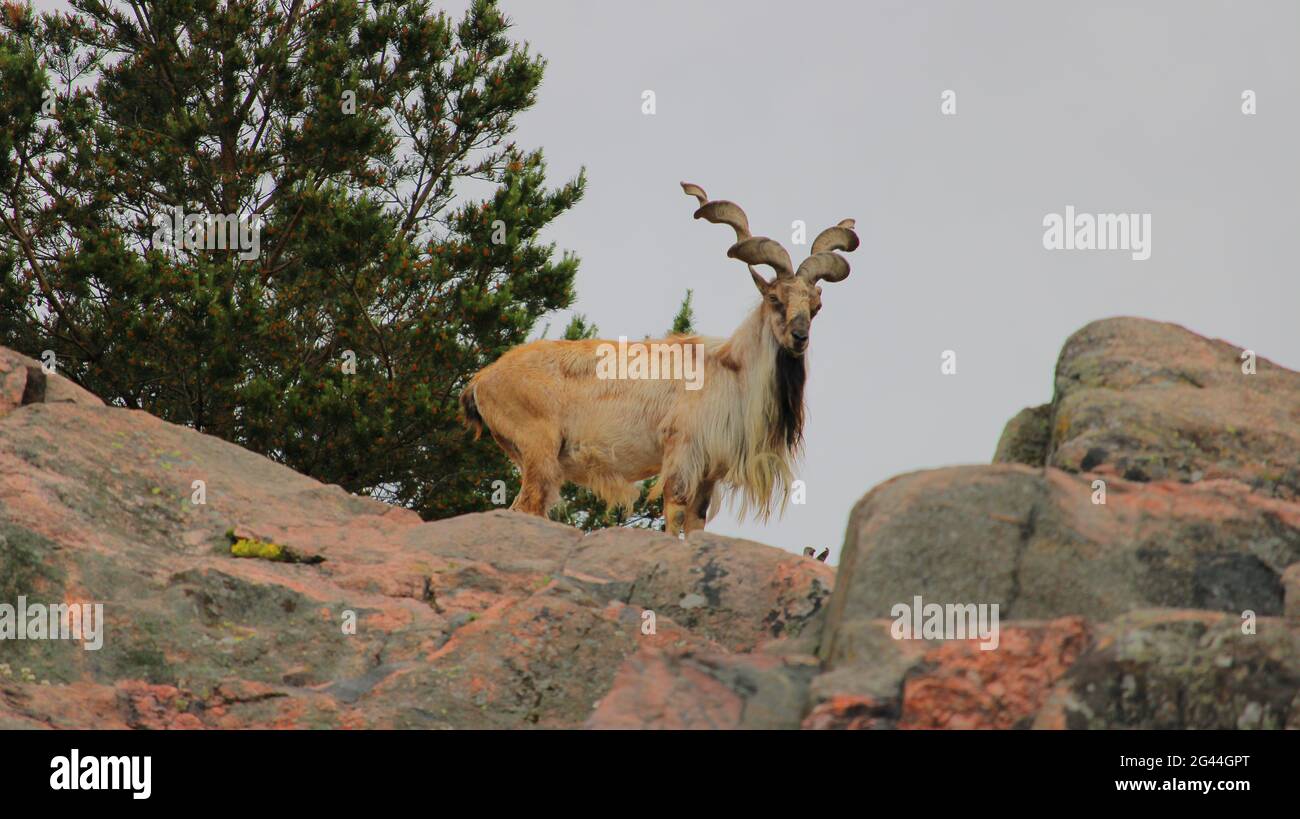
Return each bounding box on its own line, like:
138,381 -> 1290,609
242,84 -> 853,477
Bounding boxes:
460,383 -> 486,440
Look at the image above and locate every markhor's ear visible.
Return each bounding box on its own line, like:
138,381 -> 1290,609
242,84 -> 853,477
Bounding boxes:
749,266 -> 771,293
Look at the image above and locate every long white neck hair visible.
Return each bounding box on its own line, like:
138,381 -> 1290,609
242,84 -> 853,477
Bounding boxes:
688,303 -> 806,522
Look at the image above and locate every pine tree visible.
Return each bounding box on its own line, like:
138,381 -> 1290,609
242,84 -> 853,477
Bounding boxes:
0,0 -> 584,519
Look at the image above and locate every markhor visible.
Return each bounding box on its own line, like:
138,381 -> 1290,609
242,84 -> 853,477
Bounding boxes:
50,749 -> 151,800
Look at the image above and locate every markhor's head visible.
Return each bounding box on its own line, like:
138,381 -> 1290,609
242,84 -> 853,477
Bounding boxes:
681,182 -> 859,357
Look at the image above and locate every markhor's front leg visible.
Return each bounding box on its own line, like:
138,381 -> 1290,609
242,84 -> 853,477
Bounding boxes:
659,470 -> 691,537
663,499 -> 688,537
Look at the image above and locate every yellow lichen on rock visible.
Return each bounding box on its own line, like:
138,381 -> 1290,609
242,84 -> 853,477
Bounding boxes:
230,537 -> 287,561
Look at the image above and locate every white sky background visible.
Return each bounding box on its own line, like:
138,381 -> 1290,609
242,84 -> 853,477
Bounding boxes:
30,1 -> 1300,560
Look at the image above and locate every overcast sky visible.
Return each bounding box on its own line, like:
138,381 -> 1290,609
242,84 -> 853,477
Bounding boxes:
32,0 -> 1300,560
465,0 -> 1300,559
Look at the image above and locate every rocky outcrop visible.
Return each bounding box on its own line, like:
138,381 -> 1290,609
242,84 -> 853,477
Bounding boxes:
1,316 -> 1296,729
596,318 -> 1300,729
1035,610 -> 1299,729
824,465 -> 1299,625
0,380 -> 830,728
995,317 -> 1300,496
0,347 -> 103,413
992,404 -> 1051,467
